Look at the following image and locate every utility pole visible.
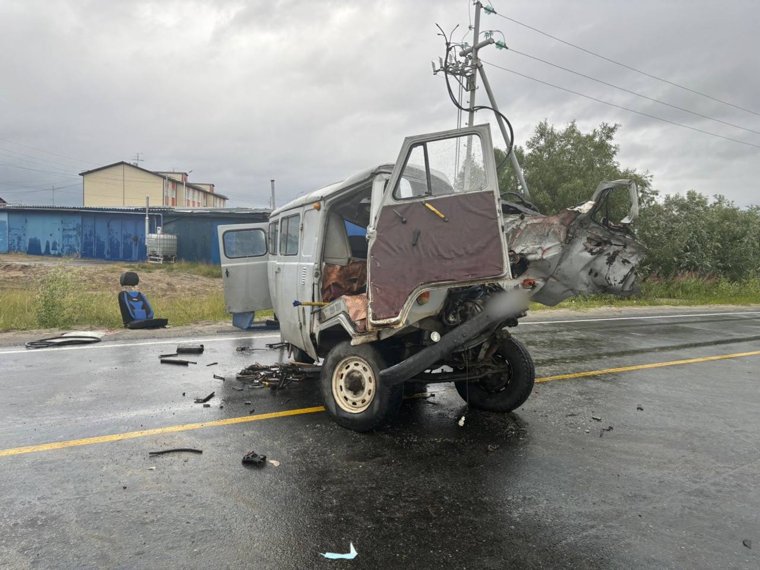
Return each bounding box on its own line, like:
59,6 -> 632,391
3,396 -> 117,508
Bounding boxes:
145,196 -> 150,251
436,1 -> 530,198
270,179 -> 276,211
51,185 -> 55,206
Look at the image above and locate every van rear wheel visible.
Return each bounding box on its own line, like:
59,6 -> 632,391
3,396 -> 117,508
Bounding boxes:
320,342 -> 402,432
454,336 -> 535,412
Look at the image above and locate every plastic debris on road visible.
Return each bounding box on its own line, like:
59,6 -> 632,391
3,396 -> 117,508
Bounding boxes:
321,543 -> 358,560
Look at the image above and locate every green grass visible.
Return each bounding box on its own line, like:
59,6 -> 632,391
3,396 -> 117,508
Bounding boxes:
3,268 -> 759,332
0,265 -> 228,332
126,261 -> 222,279
531,276 -> 760,311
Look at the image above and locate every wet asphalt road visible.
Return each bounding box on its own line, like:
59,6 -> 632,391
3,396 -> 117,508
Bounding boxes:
1,308 -> 759,569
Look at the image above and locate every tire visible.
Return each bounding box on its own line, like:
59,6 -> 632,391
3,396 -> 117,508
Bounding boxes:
454,336 -> 535,412
320,341 -> 403,432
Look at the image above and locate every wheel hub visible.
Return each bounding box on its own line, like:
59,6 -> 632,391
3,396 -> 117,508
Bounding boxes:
332,356 -> 376,414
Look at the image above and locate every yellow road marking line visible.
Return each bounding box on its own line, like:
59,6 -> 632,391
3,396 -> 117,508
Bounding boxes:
0,406 -> 326,458
3,349 -> 760,459
536,349 -> 760,383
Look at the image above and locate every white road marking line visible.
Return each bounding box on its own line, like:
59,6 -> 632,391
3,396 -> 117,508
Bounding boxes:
0,333 -> 282,356
521,311 -> 760,326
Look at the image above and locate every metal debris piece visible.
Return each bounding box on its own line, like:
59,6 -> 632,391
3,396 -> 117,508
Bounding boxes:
249,408 -> 256,414
236,361 -> 321,390
591,415 -> 602,421
159,353 -> 178,359
600,426 -> 614,437
161,358 -> 196,366
266,342 -> 289,350
177,343 -> 204,354
203,403 -> 211,408
147,466 -> 156,471
743,539 -> 752,549
242,450 -> 266,467
636,405 -> 644,411
206,362 -> 219,367
321,543 -> 358,560
149,448 -> 203,456
244,401 -> 252,405
194,392 -> 215,404
268,459 -> 280,467
213,374 -> 225,381
236,346 -> 267,352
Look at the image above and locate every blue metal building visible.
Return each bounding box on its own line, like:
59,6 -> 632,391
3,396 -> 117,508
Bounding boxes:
0,206 -> 268,263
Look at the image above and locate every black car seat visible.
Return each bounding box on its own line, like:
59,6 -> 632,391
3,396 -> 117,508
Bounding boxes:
118,271 -> 168,329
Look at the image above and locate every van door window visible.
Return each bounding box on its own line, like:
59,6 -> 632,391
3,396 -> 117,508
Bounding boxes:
279,214 -> 300,256
393,133 -> 487,199
269,221 -> 279,255
222,228 -> 267,258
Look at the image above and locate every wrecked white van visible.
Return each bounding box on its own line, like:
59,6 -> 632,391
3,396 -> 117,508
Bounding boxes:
218,124 -> 642,431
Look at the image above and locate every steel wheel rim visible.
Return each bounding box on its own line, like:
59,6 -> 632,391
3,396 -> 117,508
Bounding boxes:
332,356 -> 376,414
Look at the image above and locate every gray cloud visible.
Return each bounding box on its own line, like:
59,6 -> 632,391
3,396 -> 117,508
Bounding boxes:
0,0 -> 758,208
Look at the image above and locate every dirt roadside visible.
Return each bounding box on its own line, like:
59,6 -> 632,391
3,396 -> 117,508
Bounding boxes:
0,253 -> 222,297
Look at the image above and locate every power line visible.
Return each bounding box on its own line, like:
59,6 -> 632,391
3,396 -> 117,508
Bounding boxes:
507,48 -> 760,138
482,60 -> 760,150
486,9 -> 760,117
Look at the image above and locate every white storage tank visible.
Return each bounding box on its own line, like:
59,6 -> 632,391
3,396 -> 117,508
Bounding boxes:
147,232 -> 178,263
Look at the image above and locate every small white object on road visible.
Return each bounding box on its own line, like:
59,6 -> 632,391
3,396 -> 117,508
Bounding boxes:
321,542 -> 357,560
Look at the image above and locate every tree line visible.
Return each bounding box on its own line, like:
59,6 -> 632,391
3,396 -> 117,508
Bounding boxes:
497,120 -> 760,281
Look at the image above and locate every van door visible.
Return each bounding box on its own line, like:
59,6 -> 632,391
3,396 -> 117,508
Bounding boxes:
218,223 -> 271,327
367,124 -> 508,325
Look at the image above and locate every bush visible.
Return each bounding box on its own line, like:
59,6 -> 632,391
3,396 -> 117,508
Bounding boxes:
35,267 -> 76,328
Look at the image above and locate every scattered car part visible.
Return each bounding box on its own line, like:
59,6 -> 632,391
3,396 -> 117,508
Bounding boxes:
600,426 -> 614,437
148,448 -> 203,456
206,362 -> 219,367
117,271 -> 168,329
194,392 -> 215,404
177,343 -> 204,354
160,358 -> 196,366
213,374 -> 225,380
25,334 -> 102,349
242,450 -> 266,466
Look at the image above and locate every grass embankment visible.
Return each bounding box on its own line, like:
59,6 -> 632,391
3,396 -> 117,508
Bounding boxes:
2,261 -> 759,332
0,263 -> 228,331
531,276 -> 760,311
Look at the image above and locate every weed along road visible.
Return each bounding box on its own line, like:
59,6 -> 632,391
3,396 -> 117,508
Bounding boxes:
0,308 -> 758,568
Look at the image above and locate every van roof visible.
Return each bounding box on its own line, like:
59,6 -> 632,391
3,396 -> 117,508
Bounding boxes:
271,164 -> 394,217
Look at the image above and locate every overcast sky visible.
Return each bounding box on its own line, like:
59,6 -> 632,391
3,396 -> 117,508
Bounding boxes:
1,0 -> 758,209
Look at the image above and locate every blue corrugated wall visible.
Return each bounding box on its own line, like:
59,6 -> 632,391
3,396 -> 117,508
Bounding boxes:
0,212 -> 8,253
1,209 -> 267,263
5,211 -> 153,261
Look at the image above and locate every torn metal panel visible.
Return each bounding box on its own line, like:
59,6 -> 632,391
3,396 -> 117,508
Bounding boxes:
504,180 -> 644,306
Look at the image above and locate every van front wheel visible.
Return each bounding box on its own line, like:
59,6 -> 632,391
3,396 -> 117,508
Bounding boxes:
454,336 -> 535,412
320,342 -> 402,431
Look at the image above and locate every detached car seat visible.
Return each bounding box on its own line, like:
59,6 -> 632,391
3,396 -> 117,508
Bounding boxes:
118,271 -> 168,329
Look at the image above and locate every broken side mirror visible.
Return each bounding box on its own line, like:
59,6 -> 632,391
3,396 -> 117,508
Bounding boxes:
588,179 -> 639,230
